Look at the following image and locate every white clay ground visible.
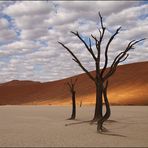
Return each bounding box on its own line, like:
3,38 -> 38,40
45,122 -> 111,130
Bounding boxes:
0,105 -> 147,147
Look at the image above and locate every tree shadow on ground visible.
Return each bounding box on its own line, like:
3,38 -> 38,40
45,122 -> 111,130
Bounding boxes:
100,132 -> 126,137
65,119 -> 118,126
65,119 -> 126,137
65,120 -> 91,126
106,119 -> 118,123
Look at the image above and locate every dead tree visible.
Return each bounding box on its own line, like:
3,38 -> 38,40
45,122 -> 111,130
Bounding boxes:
58,12 -> 145,125
80,100 -> 82,107
67,78 -> 78,120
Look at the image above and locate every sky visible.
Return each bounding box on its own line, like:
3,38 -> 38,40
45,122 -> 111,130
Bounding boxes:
0,1 -> 147,83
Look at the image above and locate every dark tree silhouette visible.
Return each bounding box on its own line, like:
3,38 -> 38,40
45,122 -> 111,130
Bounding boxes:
80,100 -> 82,107
67,78 -> 78,120
58,12 -> 145,130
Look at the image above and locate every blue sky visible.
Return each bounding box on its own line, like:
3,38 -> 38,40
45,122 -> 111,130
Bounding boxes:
0,1 -> 147,83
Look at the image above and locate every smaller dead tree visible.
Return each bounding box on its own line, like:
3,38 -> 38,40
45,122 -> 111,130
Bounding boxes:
67,78 -> 78,120
80,100 -> 82,107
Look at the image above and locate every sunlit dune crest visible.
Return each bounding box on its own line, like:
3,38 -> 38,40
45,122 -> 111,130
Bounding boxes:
0,61 -> 147,105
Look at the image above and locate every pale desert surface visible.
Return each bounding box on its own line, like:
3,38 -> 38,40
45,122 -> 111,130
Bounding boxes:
0,105 -> 148,147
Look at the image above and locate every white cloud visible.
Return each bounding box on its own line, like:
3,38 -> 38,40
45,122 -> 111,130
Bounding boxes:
0,18 -> 9,29
0,18 -> 17,43
105,4 -> 148,27
0,1 -> 147,83
0,29 -> 16,42
0,40 -> 42,56
0,1 -> 15,11
4,1 -> 53,16
3,1 -> 54,40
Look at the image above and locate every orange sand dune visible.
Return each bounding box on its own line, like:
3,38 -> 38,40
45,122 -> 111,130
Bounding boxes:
0,61 -> 148,105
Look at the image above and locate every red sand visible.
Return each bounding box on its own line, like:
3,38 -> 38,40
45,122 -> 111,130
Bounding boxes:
0,61 -> 148,105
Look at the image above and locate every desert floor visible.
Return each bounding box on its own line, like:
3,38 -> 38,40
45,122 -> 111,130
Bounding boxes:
0,105 -> 147,147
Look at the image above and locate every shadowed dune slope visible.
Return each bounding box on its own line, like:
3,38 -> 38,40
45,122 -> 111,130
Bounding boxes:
0,61 -> 147,105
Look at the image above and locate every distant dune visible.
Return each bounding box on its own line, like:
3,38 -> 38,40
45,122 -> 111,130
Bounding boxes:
0,61 -> 148,105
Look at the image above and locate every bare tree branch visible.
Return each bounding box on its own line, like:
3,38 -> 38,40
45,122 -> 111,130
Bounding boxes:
91,34 -> 99,49
67,82 -> 72,92
103,38 -> 145,81
58,42 -> 95,82
98,12 -> 105,44
131,38 -> 146,46
101,27 -> 121,77
71,31 -> 97,60
119,54 -> 129,62
125,38 -> 146,52
73,78 -> 78,85
70,79 -> 74,90
96,12 -> 106,61
97,27 -> 102,39
98,12 -> 104,30
72,58 -> 95,82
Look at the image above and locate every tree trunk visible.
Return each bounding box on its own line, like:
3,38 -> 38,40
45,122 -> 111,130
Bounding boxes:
97,82 -> 111,132
93,61 -> 103,121
93,83 -> 103,121
70,91 -> 76,119
80,100 -> 82,107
